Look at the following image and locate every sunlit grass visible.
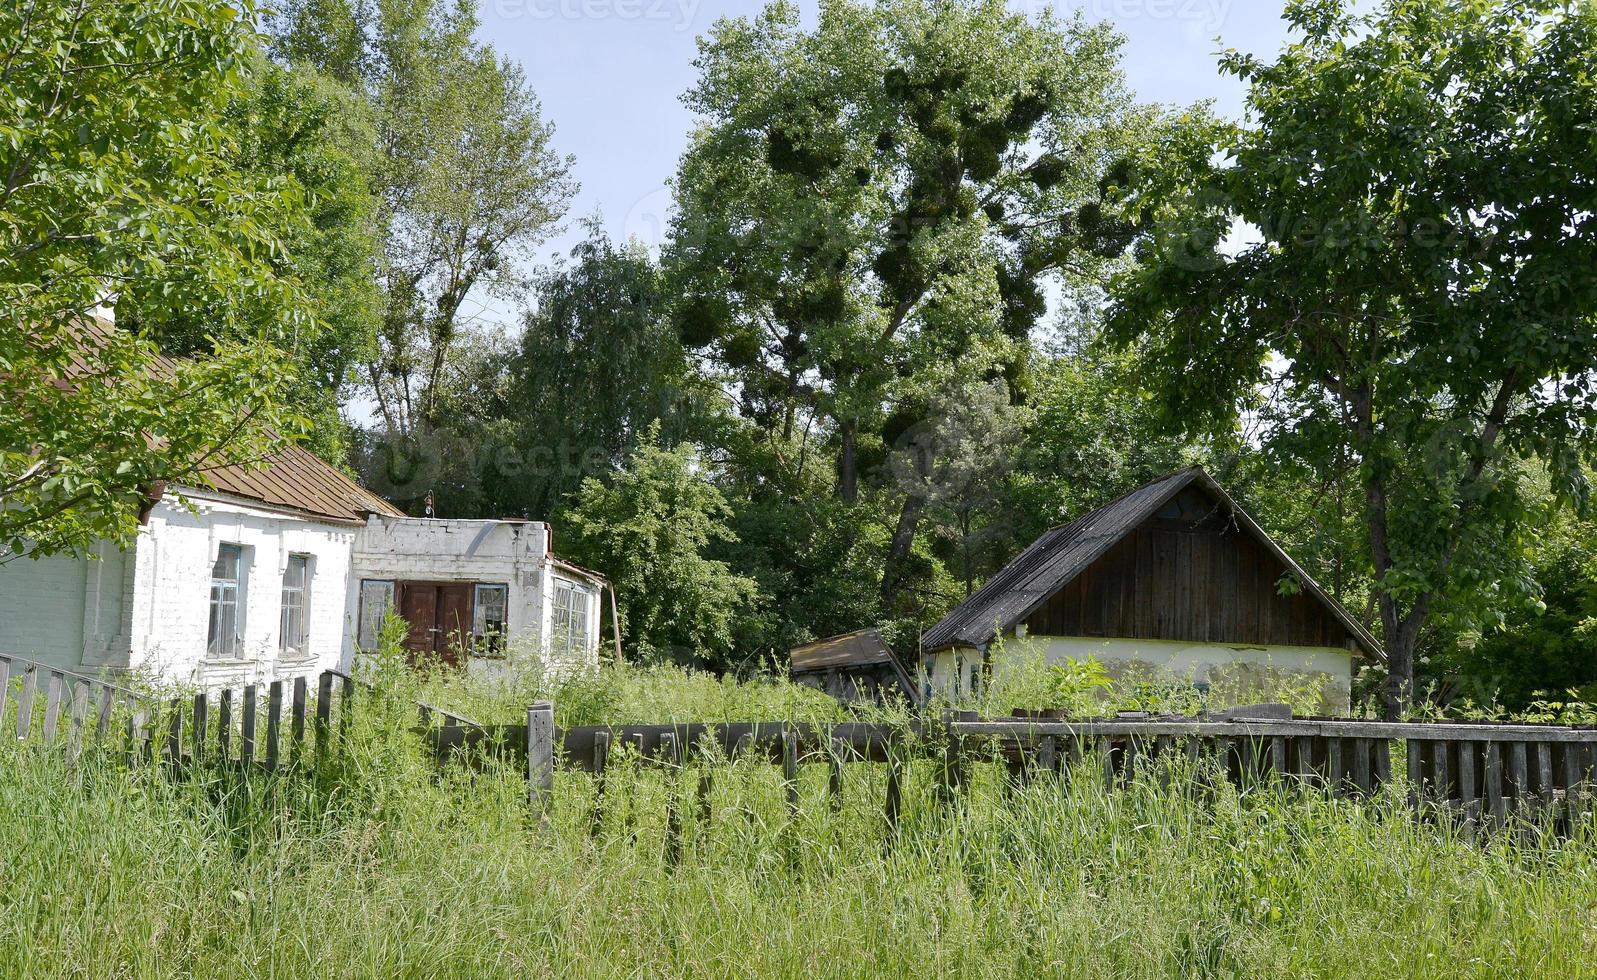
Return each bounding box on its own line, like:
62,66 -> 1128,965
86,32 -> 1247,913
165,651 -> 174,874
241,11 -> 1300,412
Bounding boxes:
2,662 -> 1595,977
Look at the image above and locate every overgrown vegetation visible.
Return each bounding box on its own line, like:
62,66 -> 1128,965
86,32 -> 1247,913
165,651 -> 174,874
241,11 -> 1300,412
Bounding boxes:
3,663 -> 1596,977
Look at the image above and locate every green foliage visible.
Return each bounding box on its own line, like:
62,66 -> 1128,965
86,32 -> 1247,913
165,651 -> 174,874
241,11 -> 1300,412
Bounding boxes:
270,0 -> 577,439
0,0 -> 322,558
491,225 -> 708,518
1106,0 -> 1597,711
562,432 -> 760,668
123,54 -> 383,463
1430,497 -> 1597,710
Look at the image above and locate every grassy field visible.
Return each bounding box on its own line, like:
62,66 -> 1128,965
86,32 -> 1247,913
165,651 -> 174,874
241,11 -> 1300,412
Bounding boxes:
2,662 -> 1596,978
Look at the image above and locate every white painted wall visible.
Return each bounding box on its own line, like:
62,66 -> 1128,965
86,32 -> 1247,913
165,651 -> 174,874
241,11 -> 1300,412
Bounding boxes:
928,634 -> 1356,712
0,540 -> 131,669
345,517 -> 602,674
2,506 -> 603,686
127,490 -> 357,686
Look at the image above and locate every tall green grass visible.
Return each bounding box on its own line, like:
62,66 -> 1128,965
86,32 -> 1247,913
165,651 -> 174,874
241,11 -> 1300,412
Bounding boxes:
2,664 -> 1595,977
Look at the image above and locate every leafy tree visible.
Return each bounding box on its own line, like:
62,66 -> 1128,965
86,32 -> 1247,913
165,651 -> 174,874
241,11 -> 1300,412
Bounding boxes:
122,55 -> 382,462
667,0 -> 1156,608
1106,0 -> 1597,716
886,378 -> 1028,599
561,432 -> 759,668
270,0 -> 576,436
497,226 -> 704,518
1,0 -> 319,558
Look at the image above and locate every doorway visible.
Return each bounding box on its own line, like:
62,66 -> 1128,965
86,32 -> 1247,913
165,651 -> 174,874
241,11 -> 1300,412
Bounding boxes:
396,581 -> 475,667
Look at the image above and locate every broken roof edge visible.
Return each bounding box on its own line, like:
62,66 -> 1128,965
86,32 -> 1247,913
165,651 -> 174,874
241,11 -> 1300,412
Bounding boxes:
920,465 -> 1384,663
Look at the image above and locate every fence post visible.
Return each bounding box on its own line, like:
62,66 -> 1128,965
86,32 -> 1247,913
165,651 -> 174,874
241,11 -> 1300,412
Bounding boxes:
314,672 -> 334,769
527,701 -> 555,817
661,730 -> 681,866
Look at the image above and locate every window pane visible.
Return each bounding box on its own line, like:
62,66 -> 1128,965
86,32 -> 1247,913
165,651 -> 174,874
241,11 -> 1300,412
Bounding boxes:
280,556 -> 309,656
358,580 -> 394,650
472,584 -> 508,655
209,545 -> 243,657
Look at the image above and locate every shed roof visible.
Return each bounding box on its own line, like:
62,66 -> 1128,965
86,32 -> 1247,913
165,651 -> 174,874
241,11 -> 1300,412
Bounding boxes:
791,628 -> 897,672
920,466 -> 1383,660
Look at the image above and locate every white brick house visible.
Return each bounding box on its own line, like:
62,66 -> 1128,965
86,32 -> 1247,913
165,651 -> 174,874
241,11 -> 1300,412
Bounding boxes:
0,447 -> 607,685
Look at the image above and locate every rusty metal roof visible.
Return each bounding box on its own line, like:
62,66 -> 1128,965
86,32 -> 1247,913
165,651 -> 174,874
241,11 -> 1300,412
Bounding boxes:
189,444 -> 404,525
791,628 -> 896,672
920,466 -> 1383,659
65,317 -> 404,525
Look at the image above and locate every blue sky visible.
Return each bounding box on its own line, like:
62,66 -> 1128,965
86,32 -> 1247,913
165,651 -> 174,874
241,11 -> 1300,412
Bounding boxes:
464,0 -> 1317,327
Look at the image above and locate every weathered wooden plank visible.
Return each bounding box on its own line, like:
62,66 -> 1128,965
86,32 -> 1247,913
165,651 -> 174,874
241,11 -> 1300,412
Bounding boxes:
265,681 -> 283,771
1270,735 -> 1288,780
950,718 -> 1597,742
315,672 -> 333,767
0,658 -> 11,729
661,730 -> 681,866
241,684 -> 258,767
68,678 -> 90,758
1327,737 -> 1345,797
1459,741 -> 1481,832
291,676 -> 308,763
782,728 -> 800,817
1484,741 -> 1506,827
1508,742 -> 1530,813
191,691 -> 208,765
1350,738 -> 1372,796
1406,739 -> 1424,811
1431,739 -> 1451,808
1213,736 -> 1234,788
15,662 -> 37,740
1038,735 -> 1058,778
94,683 -> 114,741
217,688 -> 233,763
340,673 -> 355,743
590,729 -> 610,836
828,736 -> 846,810
165,698 -> 183,769
527,700 -> 555,814
1373,739 -> 1392,789
41,671 -> 65,742
1536,741 -> 1555,807
885,750 -> 903,836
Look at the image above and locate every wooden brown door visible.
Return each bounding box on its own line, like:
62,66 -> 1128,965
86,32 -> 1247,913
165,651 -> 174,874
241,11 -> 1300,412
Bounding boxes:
396,582 -> 475,667
397,582 -> 438,665
435,583 -> 474,667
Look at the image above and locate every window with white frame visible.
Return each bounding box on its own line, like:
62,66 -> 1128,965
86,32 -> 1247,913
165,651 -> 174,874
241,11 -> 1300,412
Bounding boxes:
472,584 -> 509,656
208,544 -> 244,657
551,578 -> 592,656
357,579 -> 395,650
279,554 -> 311,657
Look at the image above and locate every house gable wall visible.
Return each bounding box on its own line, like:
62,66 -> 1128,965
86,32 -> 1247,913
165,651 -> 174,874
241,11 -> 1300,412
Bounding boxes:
1022,486 -> 1355,650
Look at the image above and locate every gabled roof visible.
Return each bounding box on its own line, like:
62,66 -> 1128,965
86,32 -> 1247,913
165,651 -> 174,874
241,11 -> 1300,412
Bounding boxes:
188,444 -> 404,525
65,317 -> 404,525
920,466 -> 1383,659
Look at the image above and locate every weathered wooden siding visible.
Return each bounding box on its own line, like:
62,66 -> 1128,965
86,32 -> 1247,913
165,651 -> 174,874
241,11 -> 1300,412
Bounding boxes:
1023,496 -> 1352,649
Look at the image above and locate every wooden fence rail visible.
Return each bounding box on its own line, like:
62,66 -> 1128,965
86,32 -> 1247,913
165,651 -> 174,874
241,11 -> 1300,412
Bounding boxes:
426,709 -> 1597,842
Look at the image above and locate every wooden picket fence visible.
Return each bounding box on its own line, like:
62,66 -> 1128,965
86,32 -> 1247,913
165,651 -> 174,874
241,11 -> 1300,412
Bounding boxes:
429,706 -> 1597,843
0,653 -> 480,774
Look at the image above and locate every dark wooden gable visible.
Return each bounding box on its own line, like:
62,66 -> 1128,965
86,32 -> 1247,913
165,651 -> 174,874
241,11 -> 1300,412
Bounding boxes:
1022,485 -> 1354,649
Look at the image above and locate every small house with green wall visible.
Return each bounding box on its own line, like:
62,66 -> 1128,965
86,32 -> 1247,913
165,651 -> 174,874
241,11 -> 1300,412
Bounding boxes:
919,467 -> 1382,713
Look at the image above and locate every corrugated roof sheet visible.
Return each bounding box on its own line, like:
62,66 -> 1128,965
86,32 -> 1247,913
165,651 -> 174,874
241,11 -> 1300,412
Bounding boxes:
64,317 -> 404,524
920,466 -> 1383,659
791,628 -> 895,672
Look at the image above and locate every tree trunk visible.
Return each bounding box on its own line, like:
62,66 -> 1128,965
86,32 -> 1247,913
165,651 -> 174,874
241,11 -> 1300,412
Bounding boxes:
880,490 -> 925,613
838,416 -> 858,503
